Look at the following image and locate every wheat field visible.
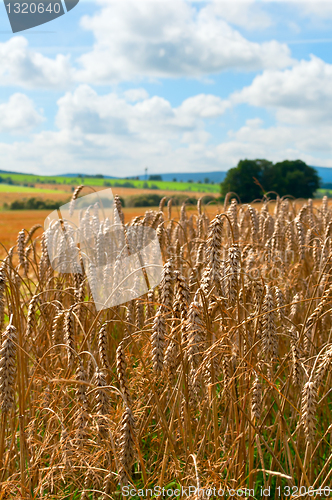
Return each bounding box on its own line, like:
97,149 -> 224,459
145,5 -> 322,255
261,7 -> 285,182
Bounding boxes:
1,189 -> 332,499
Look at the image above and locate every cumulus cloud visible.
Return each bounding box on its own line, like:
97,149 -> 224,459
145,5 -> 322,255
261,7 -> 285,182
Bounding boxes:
0,86 -> 231,175
1,83 -> 331,177
177,94 -> 231,118
123,88 -> 150,102
2,119 -> 331,178
0,1 -> 302,91
76,0 -> 294,83
206,0 -> 272,31
0,0 -> 331,176
55,85 -> 230,137
260,0 -> 332,20
0,1 -> 329,94
300,1 -> 332,19
0,94 -> 44,133
231,55 -> 332,124
224,121 -> 332,163
0,37 -> 73,89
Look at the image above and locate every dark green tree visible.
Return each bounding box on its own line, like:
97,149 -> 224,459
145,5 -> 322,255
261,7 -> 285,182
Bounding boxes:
148,174 -> 162,181
266,160 -> 320,198
220,159 -> 272,203
220,158 -> 320,202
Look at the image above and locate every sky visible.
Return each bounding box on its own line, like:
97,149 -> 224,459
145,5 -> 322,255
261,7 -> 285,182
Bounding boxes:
0,0 -> 332,177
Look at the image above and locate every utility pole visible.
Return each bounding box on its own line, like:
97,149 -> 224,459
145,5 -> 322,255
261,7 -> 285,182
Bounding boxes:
145,167 -> 148,180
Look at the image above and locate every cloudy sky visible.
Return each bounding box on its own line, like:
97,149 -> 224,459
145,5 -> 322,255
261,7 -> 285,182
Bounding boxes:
0,0 -> 332,177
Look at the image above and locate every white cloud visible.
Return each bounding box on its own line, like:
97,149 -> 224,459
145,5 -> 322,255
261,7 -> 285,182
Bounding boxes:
0,37 -> 73,89
76,0 -> 294,83
0,86 -> 231,175
244,117 -> 264,128
226,120 -> 332,160
301,2 -> 332,19
123,88 -> 150,102
1,0 -> 332,176
231,55 -> 332,124
1,119 -> 332,177
268,0 -> 332,19
0,94 -> 44,133
0,1 -> 329,94
181,130 -> 211,144
1,84 -> 331,177
55,85 -> 229,138
257,0 -> 332,23
206,0 -> 272,31
177,94 -> 231,118
0,1 -> 308,93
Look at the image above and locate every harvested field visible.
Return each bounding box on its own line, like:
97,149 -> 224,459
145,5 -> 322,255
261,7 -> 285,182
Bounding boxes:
0,192 -> 70,209
0,189 -> 331,498
0,210 -> 48,254
0,204 -> 221,256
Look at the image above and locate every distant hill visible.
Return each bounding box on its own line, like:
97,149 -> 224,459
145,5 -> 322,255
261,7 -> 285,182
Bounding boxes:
62,173 -> 118,179
312,166 -> 332,184
62,171 -> 228,183
0,169 -> 33,175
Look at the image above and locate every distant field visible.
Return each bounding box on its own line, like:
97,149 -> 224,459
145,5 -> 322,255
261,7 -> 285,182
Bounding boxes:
0,183 -> 70,208
0,171 -> 220,193
317,188 -> 332,197
0,210 -> 47,254
83,185 -> 217,197
0,192 -> 71,209
0,182 -> 219,210
0,184 -> 67,194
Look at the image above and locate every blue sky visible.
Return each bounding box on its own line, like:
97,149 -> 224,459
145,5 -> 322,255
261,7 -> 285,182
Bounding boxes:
0,0 -> 332,177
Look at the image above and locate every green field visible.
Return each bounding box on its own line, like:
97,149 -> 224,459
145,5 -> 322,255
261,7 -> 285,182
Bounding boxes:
104,179 -> 220,193
317,188 -> 332,197
0,184 -> 67,194
0,171 -> 220,193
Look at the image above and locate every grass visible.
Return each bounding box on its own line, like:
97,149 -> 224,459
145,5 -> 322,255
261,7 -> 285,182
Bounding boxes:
104,179 -> 219,193
0,172 -> 220,193
317,188 -> 332,198
0,184 -> 67,194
